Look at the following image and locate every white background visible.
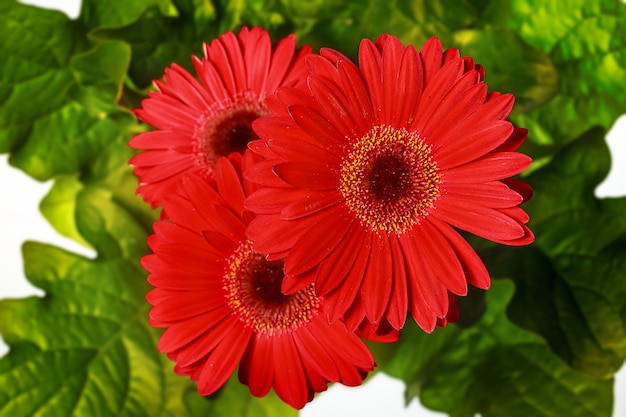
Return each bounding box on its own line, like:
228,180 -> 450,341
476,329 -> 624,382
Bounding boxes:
1,1 -> 625,416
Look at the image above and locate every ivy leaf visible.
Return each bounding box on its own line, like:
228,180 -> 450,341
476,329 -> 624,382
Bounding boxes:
0,180 -> 294,416
0,1 -> 88,155
0,184 -> 186,416
482,127 -> 626,378
80,0 -> 180,29
383,280 -> 613,417
480,0 -> 626,145
451,27 -> 559,113
0,1 -> 137,181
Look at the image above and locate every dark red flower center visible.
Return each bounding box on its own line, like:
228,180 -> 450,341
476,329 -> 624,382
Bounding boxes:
340,125 -> 441,234
224,240 -> 320,335
193,92 -> 268,174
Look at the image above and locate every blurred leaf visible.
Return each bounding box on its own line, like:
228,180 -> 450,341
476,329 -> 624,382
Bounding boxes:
0,187 -> 189,416
479,0 -> 626,145
80,0 -> 180,29
0,2 -> 137,180
0,1 -> 88,155
452,27 -> 559,113
39,176 -> 93,249
483,127 -> 626,378
384,280 -> 613,417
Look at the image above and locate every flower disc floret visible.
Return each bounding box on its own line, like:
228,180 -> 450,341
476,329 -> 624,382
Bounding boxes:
340,125 -> 441,234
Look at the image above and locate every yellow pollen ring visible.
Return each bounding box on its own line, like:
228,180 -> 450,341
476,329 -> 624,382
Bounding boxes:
223,240 -> 320,335
339,125 -> 441,234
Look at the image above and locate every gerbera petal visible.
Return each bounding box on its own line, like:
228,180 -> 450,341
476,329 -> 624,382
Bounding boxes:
443,181 -> 524,208
434,197 -> 526,242
360,232 -> 393,324
287,104 -> 347,152
247,213 -> 312,255
266,34 -> 296,90
399,236 -> 438,332
393,45 -> 422,128
196,325 -> 252,395
440,152 -> 532,183
385,237 -> 408,330
216,156 -> 246,214
205,31 -> 246,95
243,28 -> 271,93
281,190 -> 342,220
157,308 -> 231,352
308,76 -> 361,138
419,73 -> 485,142
147,288 -> 225,323
414,221 -> 468,296
293,326 -> 340,382
337,60 -> 374,133
284,206 -> 354,276
495,127 -> 528,152
315,220 -> 366,296
419,37 -> 444,85
324,231 -> 371,324
381,35 -> 404,125
173,315 -> 244,368
358,38 -> 384,123
411,58 -> 465,135
274,161 -> 339,190
240,335 -> 275,397
272,336 -> 310,409
161,63 -> 213,109
129,130 -> 191,150
192,55 -> 229,102
311,319 -> 374,372
137,95 -> 200,132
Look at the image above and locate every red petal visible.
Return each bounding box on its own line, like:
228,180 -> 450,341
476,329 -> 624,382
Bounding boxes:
358,39 -> 384,124
393,45 -> 423,128
281,190 -> 342,220
324,231 -> 371,324
240,335 -> 275,397
385,237 -> 408,330
433,197 -> 526,242
129,129 -> 192,151
243,28 -> 271,93
196,325 -> 252,395
440,152 -> 532,183
284,206 -> 353,275
315,220 -> 367,296
360,233 -> 393,324
442,181 -> 524,209
247,213 -> 312,255
272,336 -> 310,409
380,35 -> 404,125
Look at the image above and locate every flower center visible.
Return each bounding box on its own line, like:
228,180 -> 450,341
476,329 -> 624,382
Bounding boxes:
224,240 -> 320,335
193,92 -> 268,174
339,125 -> 441,234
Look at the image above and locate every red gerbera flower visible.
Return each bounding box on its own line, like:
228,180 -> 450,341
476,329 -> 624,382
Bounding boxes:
144,151 -> 374,409
245,35 -> 534,333
129,27 -> 312,208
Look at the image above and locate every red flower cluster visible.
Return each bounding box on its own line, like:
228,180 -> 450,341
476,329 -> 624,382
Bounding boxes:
131,27 -> 534,409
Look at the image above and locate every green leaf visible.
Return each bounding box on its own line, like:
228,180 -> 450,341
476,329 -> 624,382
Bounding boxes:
293,0 -> 477,59
384,280 -> 614,417
480,0 -> 626,145
80,0 -> 180,29
0,180 -> 293,416
39,176 -> 93,249
484,127 -> 626,378
451,27 -> 559,113
0,190 -> 188,416
0,1 -> 88,155
0,2 -> 138,180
